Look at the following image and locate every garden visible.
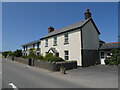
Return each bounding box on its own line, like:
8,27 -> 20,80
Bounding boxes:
104,49 -> 120,66
2,48 -> 77,72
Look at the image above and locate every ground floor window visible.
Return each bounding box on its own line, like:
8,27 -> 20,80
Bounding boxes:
101,52 -> 104,58
37,52 -> 40,56
64,50 -> 69,60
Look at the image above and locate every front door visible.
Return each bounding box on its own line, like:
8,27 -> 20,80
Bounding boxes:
56,53 -> 59,57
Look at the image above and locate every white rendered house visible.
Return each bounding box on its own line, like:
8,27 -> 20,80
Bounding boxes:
21,9 -> 101,67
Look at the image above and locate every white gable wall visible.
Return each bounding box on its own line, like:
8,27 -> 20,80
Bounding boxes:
40,29 -> 82,66
82,20 -> 99,50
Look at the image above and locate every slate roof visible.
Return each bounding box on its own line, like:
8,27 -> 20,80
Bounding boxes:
100,42 -> 120,50
21,17 -> 100,46
40,17 -> 100,40
21,40 -> 40,46
99,39 -> 105,43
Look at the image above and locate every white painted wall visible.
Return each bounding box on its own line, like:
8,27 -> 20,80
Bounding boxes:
82,20 -> 99,50
40,29 -> 82,66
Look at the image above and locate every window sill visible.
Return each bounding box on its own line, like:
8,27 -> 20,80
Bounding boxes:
45,46 -> 48,47
64,42 -> 69,45
53,44 -> 57,46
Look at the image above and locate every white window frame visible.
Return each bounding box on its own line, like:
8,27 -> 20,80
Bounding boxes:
45,39 -> 48,47
64,33 -> 69,44
53,37 -> 57,46
64,50 -> 69,60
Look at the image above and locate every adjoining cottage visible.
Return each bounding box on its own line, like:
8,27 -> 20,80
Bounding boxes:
21,40 -> 40,56
100,42 -> 120,64
21,9 -> 101,67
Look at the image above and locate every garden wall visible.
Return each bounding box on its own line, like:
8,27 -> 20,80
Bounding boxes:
34,60 -> 77,71
14,57 -> 28,65
7,56 -> 77,71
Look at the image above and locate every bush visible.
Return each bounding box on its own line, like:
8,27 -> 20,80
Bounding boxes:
104,57 -> 111,65
45,53 -> 53,58
109,61 -> 118,65
14,49 -> 22,57
36,55 -> 44,60
117,55 -> 120,65
45,56 -> 64,62
21,56 -> 29,59
2,51 -> 13,58
104,57 -> 119,65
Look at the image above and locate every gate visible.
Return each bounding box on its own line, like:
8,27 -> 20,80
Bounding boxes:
28,58 -> 32,66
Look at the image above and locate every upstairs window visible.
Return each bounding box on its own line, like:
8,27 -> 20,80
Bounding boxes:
53,37 -> 57,46
33,44 -> 35,48
26,46 -> 28,50
64,50 -> 69,60
45,39 -> 48,47
37,42 -> 40,48
64,33 -> 69,44
23,46 -> 25,51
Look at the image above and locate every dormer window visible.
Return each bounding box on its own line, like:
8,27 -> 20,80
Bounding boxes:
53,37 -> 57,46
45,39 -> 48,47
64,33 -> 69,44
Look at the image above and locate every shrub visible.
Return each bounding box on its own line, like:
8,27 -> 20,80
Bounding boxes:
45,56 -> 64,62
36,54 -> 44,60
117,55 -> 120,65
2,51 -> 13,58
13,49 -> 22,57
21,56 -> 29,59
104,57 -> 111,65
45,53 -> 53,58
60,67 -> 66,70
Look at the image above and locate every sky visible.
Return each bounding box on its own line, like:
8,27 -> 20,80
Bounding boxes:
2,2 -> 118,51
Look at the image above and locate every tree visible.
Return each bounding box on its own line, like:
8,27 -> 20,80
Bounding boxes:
28,48 -> 36,58
2,51 -> 12,58
13,49 -> 22,57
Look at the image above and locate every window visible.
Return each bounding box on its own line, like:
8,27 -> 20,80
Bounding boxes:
101,52 -> 104,58
64,51 -> 69,60
37,42 -> 40,48
53,37 -> 57,46
23,46 -> 25,51
26,46 -> 28,50
33,44 -> 35,48
64,33 -> 69,44
107,53 -> 111,56
37,52 -> 39,56
45,39 -> 48,47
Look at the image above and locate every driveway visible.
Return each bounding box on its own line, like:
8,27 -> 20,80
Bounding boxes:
56,65 -> 118,88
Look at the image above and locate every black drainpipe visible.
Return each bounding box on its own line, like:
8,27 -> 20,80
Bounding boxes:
80,28 -> 84,67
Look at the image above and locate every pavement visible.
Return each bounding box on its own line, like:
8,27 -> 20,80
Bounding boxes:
2,58 -> 118,89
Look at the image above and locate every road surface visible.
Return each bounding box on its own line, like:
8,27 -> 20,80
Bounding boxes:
2,58 -> 87,89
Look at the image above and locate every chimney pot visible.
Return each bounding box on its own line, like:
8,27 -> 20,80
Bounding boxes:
84,9 -> 92,19
48,26 -> 54,33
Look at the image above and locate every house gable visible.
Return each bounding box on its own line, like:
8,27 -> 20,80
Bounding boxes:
81,19 -> 100,50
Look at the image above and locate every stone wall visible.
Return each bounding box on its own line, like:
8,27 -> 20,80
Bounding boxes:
14,57 -> 28,65
7,56 -> 77,71
34,60 -> 77,71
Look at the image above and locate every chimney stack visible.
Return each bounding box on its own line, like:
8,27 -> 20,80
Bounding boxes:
48,26 -> 54,33
84,9 -> 91,19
